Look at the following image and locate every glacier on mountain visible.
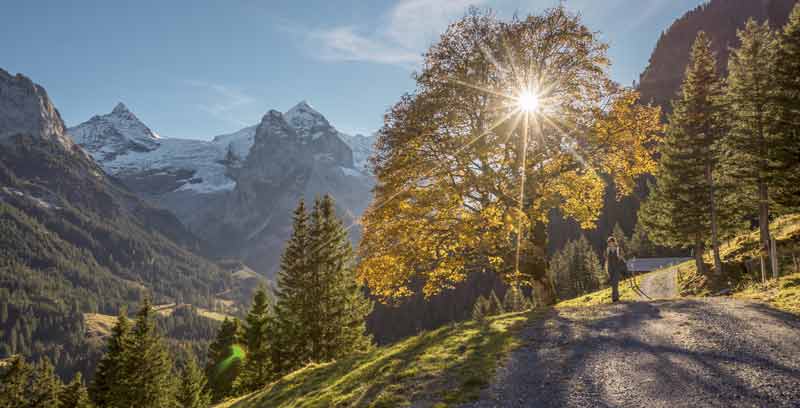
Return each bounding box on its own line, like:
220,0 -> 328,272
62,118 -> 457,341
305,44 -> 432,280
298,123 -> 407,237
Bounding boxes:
68,101 -> 376,195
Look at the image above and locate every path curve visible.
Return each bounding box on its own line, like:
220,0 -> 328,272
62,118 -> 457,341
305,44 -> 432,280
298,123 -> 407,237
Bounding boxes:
461,298 -> 800,407
637,268 -> 679,300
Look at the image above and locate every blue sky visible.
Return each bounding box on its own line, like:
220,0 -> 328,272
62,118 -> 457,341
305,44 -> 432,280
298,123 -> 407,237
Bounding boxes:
2,0 -> 705,139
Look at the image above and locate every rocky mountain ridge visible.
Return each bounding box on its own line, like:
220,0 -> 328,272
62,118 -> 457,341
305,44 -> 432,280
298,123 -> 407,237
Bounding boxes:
68,100 -> 376,278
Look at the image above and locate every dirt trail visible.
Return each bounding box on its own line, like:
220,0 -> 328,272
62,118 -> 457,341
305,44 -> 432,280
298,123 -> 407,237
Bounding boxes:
637,268 -> 679,300
462,298 -> 800,407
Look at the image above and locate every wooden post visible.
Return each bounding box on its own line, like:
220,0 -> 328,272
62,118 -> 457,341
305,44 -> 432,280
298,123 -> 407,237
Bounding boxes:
770,236 -> 779,280
760,256 -> 767,283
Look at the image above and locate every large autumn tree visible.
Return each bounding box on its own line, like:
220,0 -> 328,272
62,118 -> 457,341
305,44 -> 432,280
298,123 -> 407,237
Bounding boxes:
358,8 -> 661,304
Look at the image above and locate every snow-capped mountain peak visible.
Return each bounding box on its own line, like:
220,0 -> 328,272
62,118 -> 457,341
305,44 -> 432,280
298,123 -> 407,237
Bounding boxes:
69,103 -> 161,161
284,100 -> 330,137
111,102 -> 131,115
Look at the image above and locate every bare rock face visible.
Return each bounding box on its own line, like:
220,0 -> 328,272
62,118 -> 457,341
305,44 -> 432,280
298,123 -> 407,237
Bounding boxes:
222,110 -> 312,230
0,68 -> 74,149
207,107 -> 374,277
285,101 -> 354,168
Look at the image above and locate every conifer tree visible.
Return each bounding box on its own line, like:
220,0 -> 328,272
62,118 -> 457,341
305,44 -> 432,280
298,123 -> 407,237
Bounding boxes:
771,4 -> 800,211
548,236 -> 605,300
236,286 -> 275,392
472,295 -> 489,322
640,32 -> 726,276
273,199 -> 312,373
720,19 -> 778,275
178,356 -> 211,408
91,307 -> 132,407
205,318 -> 245,402
503,286 -> 530,312
0,355 -> 33,407
487,290 -> 504,316
60,372 -> 94,408
628,218 -> 656,258
275,196 -> 372,371
30,357 -> 63,408
125,298 -> 177,408
311,195 -> 373,361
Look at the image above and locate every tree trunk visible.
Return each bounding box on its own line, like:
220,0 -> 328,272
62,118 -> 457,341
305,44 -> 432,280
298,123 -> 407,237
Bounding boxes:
758,179 -> 773,279
694,240 -> 707,276
706,163 -> 723,275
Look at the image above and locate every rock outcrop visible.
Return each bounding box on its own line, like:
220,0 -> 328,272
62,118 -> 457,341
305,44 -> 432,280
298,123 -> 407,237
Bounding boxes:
0,68 -> 74,149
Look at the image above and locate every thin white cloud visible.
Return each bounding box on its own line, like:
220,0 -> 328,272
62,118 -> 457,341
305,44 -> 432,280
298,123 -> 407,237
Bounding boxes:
311,26 -> 422,66
182,80 -> 255,127
308,0 -> 490,67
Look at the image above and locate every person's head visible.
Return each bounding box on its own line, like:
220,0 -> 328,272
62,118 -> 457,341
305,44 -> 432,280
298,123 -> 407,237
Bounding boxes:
607,236 -> 618,248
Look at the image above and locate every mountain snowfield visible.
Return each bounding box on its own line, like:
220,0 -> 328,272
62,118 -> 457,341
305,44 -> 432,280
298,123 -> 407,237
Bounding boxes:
68,101 -> 376,195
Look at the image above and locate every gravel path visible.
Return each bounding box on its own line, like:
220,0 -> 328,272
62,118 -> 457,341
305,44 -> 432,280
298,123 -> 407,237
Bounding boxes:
462,298 -> 800,407
638,268 -> 679,300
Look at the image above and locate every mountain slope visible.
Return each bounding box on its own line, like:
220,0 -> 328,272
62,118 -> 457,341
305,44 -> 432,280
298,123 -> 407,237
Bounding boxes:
638,0 -> 797,112
0,68 -> 238,376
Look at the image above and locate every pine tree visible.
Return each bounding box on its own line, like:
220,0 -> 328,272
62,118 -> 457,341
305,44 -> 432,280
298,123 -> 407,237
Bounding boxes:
771,4 -> 800,211
91,307 -> 132,407
273,199 -> 312,373
178,356 -> 211,408
640,32 -> 726,277
205,318 -> 245,402
720,19 -> 779,276
275,196 -> 373,372
471,295 -> 489,322
236,286 -> 275,392
60,372 -> 94,408
308,195 -> 373,362
579,236 -> 606,289
548,236 -> 605,300
30,357 -> 63,408
487,289 -> 504,316
628,218 -> 656,258
503,286 -> 529,312
0,355 -> 33,408
125,298 -> 177,408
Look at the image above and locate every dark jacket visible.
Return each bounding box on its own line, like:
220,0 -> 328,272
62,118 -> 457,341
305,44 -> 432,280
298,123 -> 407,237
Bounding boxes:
605,246 -> 626,283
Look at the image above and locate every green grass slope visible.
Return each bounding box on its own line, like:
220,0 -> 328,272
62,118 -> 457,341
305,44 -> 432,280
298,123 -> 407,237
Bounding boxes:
216,311 -> 535,408
677,214 -> 800,301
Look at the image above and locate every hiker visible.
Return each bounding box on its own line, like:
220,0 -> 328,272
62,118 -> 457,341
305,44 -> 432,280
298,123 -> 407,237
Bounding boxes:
605,236 -> 626,302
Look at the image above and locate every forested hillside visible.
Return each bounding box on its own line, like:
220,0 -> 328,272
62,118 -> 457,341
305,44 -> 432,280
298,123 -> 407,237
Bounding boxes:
639,0 -> 797,112
0,69 -> 243,378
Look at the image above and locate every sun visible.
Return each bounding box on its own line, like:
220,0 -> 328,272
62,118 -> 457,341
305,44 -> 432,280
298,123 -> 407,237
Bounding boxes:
517,89 -> 540,113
